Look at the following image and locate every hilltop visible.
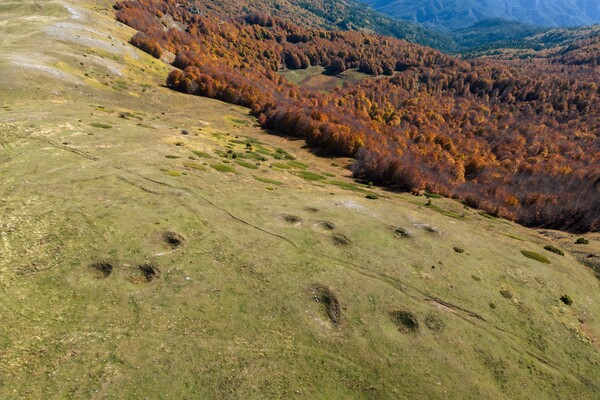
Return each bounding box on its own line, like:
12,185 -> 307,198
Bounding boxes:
0,1 -> 599,399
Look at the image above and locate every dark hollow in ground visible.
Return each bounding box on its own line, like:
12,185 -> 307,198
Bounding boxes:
162,231 -> 184,249
310,284 -> 341,325
88,262 -> 113,279
394,227 -> 413,238
138,263 -> 161,282
389,310 -> 419,332
318,220 -> 336,230
332,233 -> 350,246
424,313 -> 445,332
281,214 -> 302,224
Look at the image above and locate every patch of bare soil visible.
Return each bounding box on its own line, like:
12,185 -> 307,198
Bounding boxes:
162,231 -> 184,249
310,284 -> 341,325
389,309 -> 419,333
88,261 -> 113,279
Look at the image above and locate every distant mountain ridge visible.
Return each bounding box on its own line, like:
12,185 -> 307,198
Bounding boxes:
359,0 -> 600,30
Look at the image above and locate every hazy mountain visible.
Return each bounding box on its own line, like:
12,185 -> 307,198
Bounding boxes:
359,0 -> 600,30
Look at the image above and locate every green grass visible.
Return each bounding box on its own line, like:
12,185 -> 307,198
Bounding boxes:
501,233 -> 525,241
239,151 -> 267,161
192,150 -> 213,158
427,204 -> 464,219
271,162 -> 292,169
328,180 -> 359,190
183,161 -> 206,171
235,160 -> 259,170
287,160 -> 309,170
521,250 -> 551,264
274,148 -> 295,160
295,171 -> 325,181
210,163 -> 235,173
90,122 -> 112,129
424,191 -> 442,199
253,176 -> 283,185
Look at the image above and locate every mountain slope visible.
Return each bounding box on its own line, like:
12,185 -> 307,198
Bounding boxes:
1,1 -> 600,399
359,0 -> 600,30
174,0 -> 456,51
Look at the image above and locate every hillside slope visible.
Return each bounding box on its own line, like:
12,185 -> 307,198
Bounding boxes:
1,1 -> 600,399
359,0 -> 600,30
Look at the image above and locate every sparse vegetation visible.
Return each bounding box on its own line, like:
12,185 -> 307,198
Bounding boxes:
296,171 -> 324,181
253,176 -> 283,185
235,159 -> 259,169
210,163 -> 235,173
544,245 -> 564,256
90,122 -> 112,129
192,150 -> 212,158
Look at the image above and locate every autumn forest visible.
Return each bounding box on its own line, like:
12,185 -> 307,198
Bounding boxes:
115,0 -> 600,232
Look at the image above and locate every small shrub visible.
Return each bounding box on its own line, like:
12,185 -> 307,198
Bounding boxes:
365,194 -> 378,200
521,250 -> 551,264
560,295 -> 572,306
575,238 -> 589,245
453,246 -> 465,253
544,245 -> 564,256
165,170 -> 181,177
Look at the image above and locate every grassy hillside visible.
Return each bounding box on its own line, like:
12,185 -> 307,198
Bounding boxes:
0,1 -> 599,398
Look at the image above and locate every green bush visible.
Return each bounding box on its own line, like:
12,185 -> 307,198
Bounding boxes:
365,194 -> 378,200
543,245 -> 564,256
560,295 -> 572,306
521,250 -> 551,264
575,238 -> 589,245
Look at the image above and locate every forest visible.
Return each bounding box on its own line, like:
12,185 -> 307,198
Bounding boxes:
114,0 -> 599,232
